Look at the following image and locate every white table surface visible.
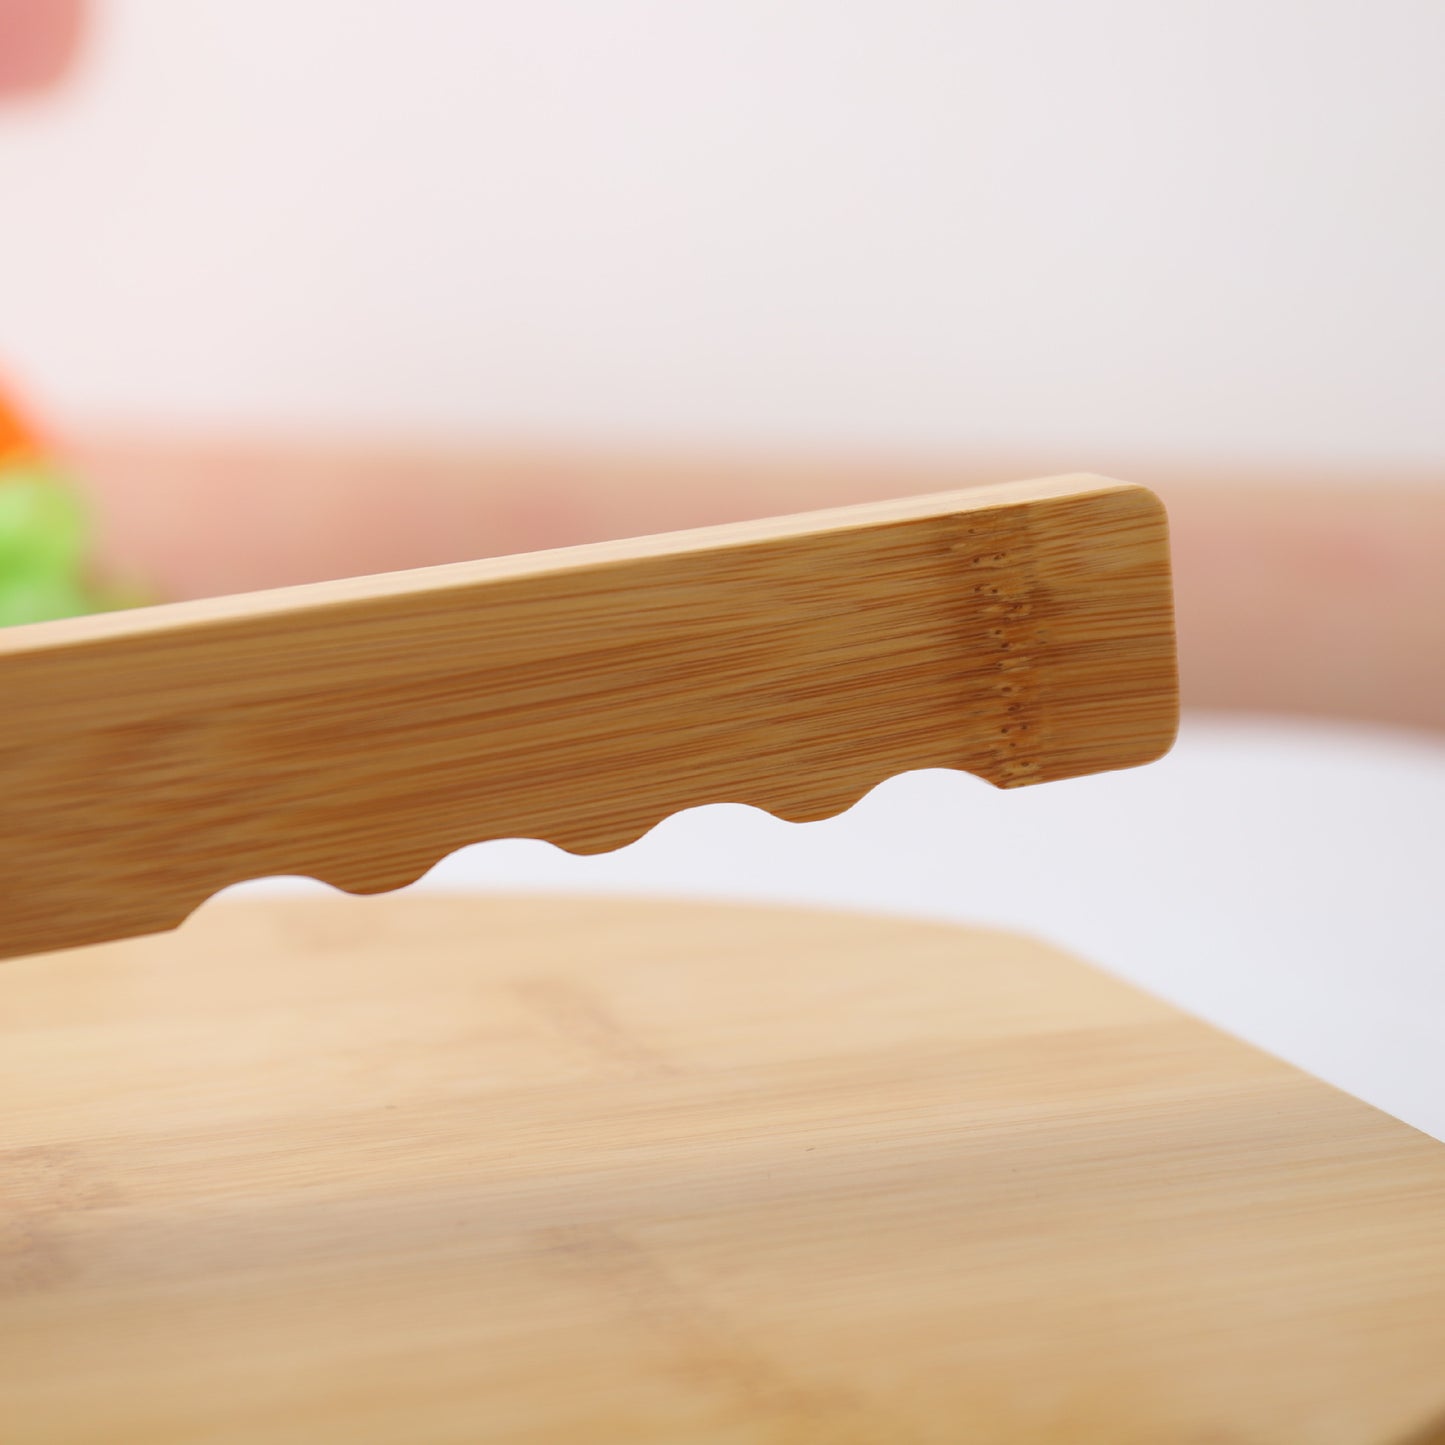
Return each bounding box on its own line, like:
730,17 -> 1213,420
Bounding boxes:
233,713 -> 1445,1142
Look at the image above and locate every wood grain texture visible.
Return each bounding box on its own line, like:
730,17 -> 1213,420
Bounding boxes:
4,893 -> 1445,1444
0,475 -> 1176,961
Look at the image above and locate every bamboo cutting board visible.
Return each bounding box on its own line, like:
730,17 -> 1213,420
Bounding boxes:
5,893 -> 1445,1445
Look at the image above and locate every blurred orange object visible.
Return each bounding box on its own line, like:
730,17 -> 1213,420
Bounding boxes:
0,375 -> 44,461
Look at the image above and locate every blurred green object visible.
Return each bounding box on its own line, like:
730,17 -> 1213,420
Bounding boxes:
0,571 -> 92,628
0,463 -> 123,626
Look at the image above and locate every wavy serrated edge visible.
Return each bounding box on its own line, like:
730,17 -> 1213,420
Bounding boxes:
189,762 -> 1015,930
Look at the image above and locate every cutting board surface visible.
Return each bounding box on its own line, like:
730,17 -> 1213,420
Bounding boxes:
4,894 -> 1445,1444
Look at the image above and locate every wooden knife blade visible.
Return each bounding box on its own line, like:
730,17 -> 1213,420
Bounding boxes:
0,475 -> 1177,960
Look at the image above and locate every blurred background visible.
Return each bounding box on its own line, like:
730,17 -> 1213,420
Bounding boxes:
3,0 -> 1443,459
2,2 -> 1444,1131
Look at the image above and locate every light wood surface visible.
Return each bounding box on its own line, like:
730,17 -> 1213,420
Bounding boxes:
0,476 -> 1176,961
5,893 -> 1445,1444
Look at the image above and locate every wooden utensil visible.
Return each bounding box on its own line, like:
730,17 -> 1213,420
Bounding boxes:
0,474 -> 1176,962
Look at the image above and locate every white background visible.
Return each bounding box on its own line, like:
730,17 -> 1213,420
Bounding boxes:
0,0 -> 1442,461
